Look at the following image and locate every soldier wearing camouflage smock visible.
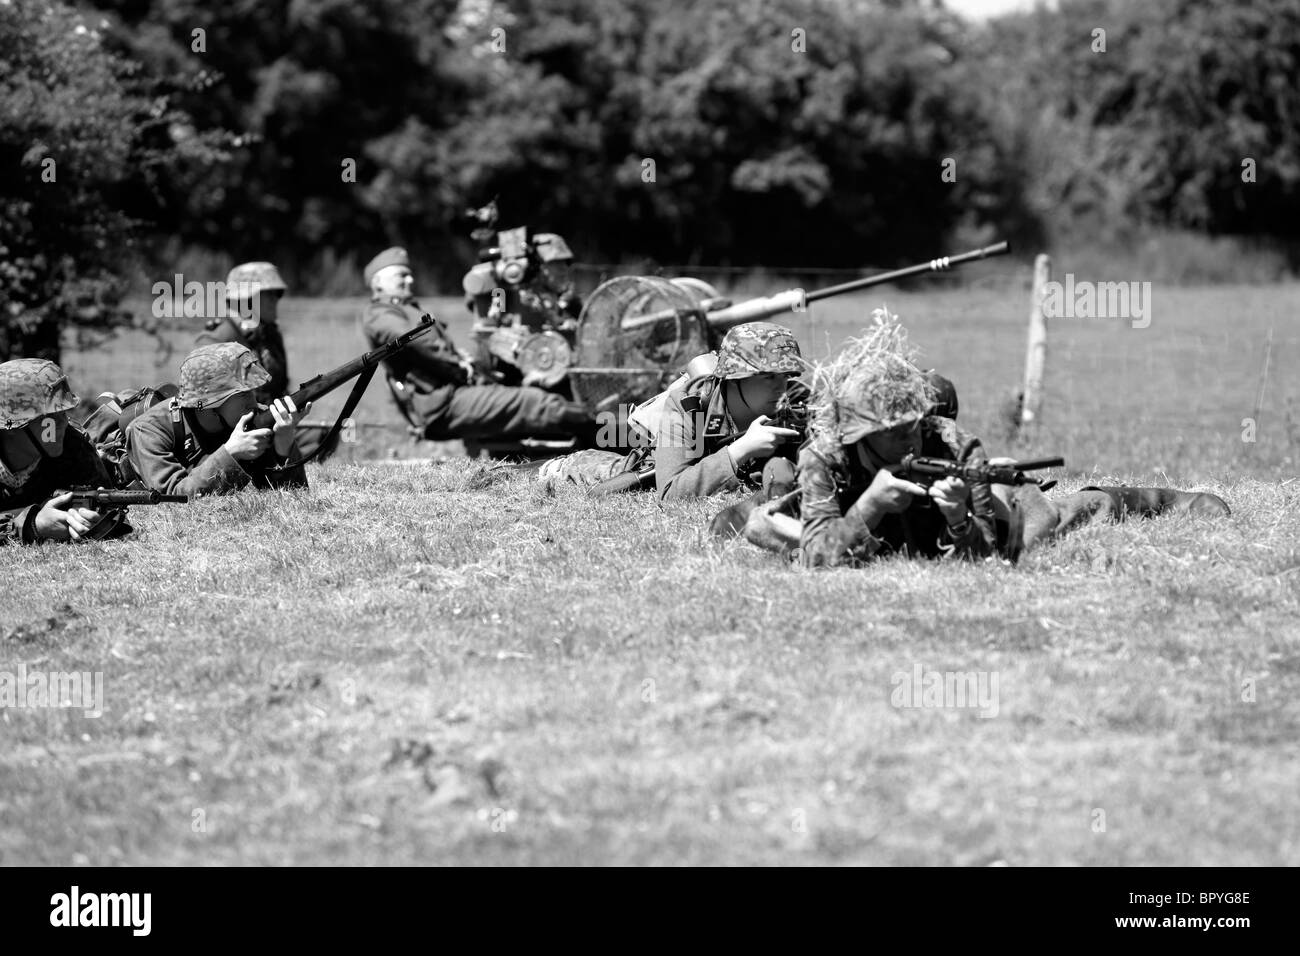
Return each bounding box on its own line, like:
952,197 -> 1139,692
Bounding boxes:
740,315 -> 1229,566
537,321 -> 807,499
198,262 -> 290,400
359,247 -> 594,443
126,343 -> 309,496
0,359 -> 115,544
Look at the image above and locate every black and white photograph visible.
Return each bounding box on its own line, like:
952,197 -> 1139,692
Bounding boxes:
0,0 -> 1293,909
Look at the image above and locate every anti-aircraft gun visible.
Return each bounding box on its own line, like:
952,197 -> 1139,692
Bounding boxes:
563,241 -> 1011,415
460,201 -> 583,390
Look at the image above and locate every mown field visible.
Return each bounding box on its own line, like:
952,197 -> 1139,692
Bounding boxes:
3,279 -> 1298,865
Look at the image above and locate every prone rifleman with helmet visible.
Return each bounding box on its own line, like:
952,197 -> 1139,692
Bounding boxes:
538,320 -> 809,500
126,342 -> 311,496
0,358 -> 117,544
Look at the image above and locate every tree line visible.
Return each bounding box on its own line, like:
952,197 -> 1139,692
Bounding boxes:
2,0 -> 1297,359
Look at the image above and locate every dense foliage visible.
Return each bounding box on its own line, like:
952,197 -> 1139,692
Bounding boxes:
2,0 -> 1296,358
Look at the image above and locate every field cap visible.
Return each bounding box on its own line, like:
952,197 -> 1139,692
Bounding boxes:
364,247 -> 410,287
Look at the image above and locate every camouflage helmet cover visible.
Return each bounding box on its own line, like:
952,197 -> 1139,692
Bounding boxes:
713,322 -> 803,380
225,262 -> 287,301
177,343 -> 271,408
532,233 -> 573,263
0,359 -> 81,429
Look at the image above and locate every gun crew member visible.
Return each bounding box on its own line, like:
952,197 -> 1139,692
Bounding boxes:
126,343 -> 309,496
0,359 -> 116,544
538,321 -> 808,502
360,246 -> 594,444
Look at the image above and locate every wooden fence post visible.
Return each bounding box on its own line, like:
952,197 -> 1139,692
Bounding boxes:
1021,254 -> 1051,432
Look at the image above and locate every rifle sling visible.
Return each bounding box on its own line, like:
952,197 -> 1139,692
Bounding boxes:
268,366 -> 377,471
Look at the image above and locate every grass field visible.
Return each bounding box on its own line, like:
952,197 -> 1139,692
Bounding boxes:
3,279 -> 1298,865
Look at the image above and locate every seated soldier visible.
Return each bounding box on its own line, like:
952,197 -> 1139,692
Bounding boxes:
537,321 -> 807,501
126,343 -> 309,496
359,246 -> 594,444
0,359 -> 116,544
741,317 -> 1228,566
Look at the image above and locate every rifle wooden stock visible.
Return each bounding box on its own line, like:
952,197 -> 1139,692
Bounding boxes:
247,314 -> 438,431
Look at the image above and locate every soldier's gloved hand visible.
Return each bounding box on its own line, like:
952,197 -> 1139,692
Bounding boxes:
929,476 -> 971,525
224,411 -> 273,461
34,492 -> 101,543
728,416 -> 800,469
270,396 -> 309,458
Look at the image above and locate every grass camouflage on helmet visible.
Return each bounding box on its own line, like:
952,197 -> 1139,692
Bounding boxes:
808,307 -> 937,449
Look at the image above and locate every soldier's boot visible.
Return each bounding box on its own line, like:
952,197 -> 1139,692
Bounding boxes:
1080,485 -> 1230,519
995,484 -> 1119,559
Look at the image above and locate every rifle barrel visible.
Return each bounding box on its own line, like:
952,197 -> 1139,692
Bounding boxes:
1012,457 -> 1065,471
248,315 -> 437,431
618,242 -> 1012,333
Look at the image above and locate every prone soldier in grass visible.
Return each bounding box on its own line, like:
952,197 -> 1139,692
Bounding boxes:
126,342 -> 310,496
0,359 -> 117,544
538,321 -> 808,502
740,315 -> 1229,566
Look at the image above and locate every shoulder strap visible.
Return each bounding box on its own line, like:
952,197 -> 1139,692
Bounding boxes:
170,401 -> 201,468
267,366 -> 377,471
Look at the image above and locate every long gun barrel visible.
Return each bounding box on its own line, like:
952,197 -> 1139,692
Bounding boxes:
247,314 -> 439,431
64,488 -> 189,507
620,241 -> 1011,333
899,454 -> 1064,487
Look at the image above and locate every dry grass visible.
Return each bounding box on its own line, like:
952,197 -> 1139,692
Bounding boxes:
1,282 -> 1297,865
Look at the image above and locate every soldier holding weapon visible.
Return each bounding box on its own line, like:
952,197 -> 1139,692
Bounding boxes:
1,359 -> 116,544
736,314 -> 1229,566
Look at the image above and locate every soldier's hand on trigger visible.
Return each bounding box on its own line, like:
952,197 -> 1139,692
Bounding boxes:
729,415 -> 800,468
33,491 -> 101,543
224,411 -> 272,461
269,396 -> 309,458
864,465 -> 929,514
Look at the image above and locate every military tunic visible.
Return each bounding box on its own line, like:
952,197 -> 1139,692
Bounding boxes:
655,375 -> 797,501
797,416 -> 998,567
197,318 -> 289,401
125,400 -> 307,497
360,295 -> 590,441
0,427 -> 114,545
